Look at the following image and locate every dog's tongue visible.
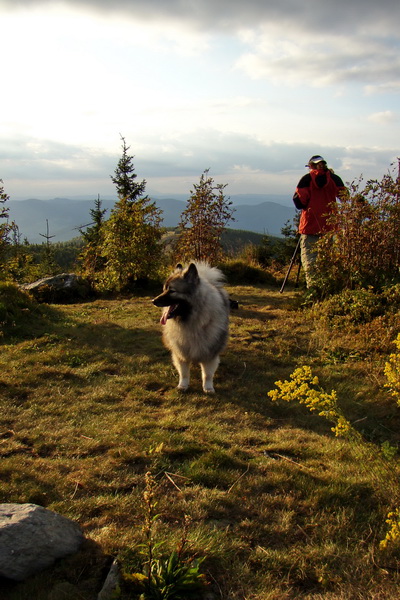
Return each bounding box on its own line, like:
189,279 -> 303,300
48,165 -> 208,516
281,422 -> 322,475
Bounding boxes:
160,306 -> 172,325
160,305 -> 178,325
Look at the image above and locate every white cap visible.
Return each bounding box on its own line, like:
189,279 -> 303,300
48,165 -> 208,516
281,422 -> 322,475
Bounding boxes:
306,155 -> 326,167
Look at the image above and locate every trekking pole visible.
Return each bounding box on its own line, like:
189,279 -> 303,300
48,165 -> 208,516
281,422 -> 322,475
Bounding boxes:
279,237 -> 301,293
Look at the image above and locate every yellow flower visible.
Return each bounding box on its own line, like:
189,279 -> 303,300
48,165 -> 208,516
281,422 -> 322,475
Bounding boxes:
268,366 -> 352,438
384,334 -> 400,406
380,507 -> 400,550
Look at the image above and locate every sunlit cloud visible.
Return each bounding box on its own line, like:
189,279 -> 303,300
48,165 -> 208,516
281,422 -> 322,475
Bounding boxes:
1,0 -> 399,200
367,111 -> 398,124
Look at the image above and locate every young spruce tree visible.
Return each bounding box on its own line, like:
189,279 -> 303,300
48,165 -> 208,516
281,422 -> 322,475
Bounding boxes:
175,169 -> 234,264
98,137 -> 163,292
79,194 -> 108,281
0,179 -> 12,273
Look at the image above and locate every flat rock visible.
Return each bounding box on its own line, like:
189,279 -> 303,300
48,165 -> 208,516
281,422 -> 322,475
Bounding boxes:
0,503 -> 84,581
21,273 -> 93,303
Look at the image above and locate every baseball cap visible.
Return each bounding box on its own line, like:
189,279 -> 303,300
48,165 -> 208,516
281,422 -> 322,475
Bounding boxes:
306,155 -> 326,167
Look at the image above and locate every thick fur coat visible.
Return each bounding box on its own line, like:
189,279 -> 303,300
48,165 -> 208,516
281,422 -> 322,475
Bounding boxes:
152,262 -> 230,393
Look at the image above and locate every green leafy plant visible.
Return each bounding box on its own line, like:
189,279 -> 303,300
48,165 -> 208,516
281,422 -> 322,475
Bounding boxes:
312,288 -> 384,325
123,472 -> 207,599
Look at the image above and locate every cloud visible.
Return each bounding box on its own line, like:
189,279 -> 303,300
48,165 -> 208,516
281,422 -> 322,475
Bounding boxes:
4,0 -> 400,34
0,137 -> 113,180
2,130 -> 397,200
6,0 -> 399,91
1,1 -> 399,201
235,31 -> 400,89
367,111 -> 398,124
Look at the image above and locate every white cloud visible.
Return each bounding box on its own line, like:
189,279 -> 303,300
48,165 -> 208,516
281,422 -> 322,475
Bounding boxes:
1,0 -> 399,201
367,111 -> 398,124
365,82 -> 400,95
235,30 -> 400,88
2,129 -> 397,200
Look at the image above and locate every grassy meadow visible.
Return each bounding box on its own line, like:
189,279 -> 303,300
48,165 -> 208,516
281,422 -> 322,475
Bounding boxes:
1,277 -> 400,599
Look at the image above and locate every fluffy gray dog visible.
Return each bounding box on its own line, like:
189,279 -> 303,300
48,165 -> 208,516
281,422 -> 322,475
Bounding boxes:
152,262 -> 230,393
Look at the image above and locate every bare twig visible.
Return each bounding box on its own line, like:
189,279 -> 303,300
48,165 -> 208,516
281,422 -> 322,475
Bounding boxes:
164,471 -> 190,492
227,464 -> 250,493
296,524 -> 312,541
270,452 -> 313,471
71,481 -> 81,499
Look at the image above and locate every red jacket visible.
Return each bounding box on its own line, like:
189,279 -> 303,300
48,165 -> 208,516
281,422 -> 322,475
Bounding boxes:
293,169 -> 345,235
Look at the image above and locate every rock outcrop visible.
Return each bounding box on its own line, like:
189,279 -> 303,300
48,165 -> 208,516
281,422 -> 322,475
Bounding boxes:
0,503 -> 84,581
21,273 -> 93,303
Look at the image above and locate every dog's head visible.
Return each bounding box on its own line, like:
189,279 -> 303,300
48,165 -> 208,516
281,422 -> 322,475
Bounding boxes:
152,263 -> 199,324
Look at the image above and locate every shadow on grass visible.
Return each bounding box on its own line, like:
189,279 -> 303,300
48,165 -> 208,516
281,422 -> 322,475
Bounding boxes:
0,538 -> 111,600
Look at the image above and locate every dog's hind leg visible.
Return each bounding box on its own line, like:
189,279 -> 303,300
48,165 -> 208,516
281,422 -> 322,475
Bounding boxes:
200,356 -> 220,394
172,353 -> 191,391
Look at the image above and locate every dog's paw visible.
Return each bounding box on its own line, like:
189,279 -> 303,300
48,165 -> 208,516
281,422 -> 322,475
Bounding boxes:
177,384 -> 189,392
203,386 -> 215,394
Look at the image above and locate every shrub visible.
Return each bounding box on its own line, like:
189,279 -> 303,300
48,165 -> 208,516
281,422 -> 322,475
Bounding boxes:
268,352 -> 400,552
382,283 -> 400,310
0,282 -> 51,339
312,288 -> 384,325
220,259 -> 276,286
314,162 -> 400,295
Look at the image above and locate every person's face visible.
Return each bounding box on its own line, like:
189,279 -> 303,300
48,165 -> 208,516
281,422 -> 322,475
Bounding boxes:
310,161 -> 325,170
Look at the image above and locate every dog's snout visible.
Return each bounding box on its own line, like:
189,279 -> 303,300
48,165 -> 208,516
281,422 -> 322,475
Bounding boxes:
153,294 -> 164,307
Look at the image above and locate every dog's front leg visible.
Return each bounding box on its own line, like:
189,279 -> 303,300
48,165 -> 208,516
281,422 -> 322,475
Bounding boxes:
172,354 -> 190,391
200,356 -> 220,394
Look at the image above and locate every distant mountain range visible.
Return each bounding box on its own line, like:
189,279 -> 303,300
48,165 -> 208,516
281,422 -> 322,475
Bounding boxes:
7,195 -> 296,243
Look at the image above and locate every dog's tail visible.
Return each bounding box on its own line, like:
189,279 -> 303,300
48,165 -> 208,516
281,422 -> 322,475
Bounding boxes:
193,261 -> 226,288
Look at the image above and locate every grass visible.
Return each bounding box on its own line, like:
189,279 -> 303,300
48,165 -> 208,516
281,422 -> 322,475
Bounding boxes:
1,278 -> 400,599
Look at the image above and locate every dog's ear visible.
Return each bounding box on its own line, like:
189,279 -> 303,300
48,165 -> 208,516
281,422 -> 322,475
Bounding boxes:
185,263 -> 199,283
175,263 -> 183,271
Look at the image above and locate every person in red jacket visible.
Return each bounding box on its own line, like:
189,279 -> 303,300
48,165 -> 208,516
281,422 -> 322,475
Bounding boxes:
293,155 -> 346,288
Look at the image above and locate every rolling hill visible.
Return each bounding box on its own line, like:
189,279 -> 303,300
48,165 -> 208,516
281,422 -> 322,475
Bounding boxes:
7,195 -> 296,243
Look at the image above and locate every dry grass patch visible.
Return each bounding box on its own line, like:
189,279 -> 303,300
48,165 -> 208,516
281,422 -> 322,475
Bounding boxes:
1,284 -> 400,599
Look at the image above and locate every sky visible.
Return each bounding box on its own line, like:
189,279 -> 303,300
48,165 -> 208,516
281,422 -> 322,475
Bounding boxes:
1,0 -> 399,203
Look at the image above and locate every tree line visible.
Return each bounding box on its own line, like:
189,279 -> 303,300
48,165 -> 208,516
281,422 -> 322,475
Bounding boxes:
1,140 -> 399,296
0,137 -> 242,291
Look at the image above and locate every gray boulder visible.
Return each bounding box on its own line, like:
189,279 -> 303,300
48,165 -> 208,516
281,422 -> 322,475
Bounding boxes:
21,273 -> 93,303
0,503 -> 84,581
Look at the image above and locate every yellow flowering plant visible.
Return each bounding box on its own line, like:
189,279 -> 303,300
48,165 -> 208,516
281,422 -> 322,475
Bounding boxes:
380,336 -> 400,549
384,334 -> 400,406
380,508 -> 400,550
268,358 -> 400,552
268,366 -> 354,438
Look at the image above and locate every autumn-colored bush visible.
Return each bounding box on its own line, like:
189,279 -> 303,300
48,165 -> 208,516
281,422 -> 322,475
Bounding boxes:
315,161 -> 400,295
